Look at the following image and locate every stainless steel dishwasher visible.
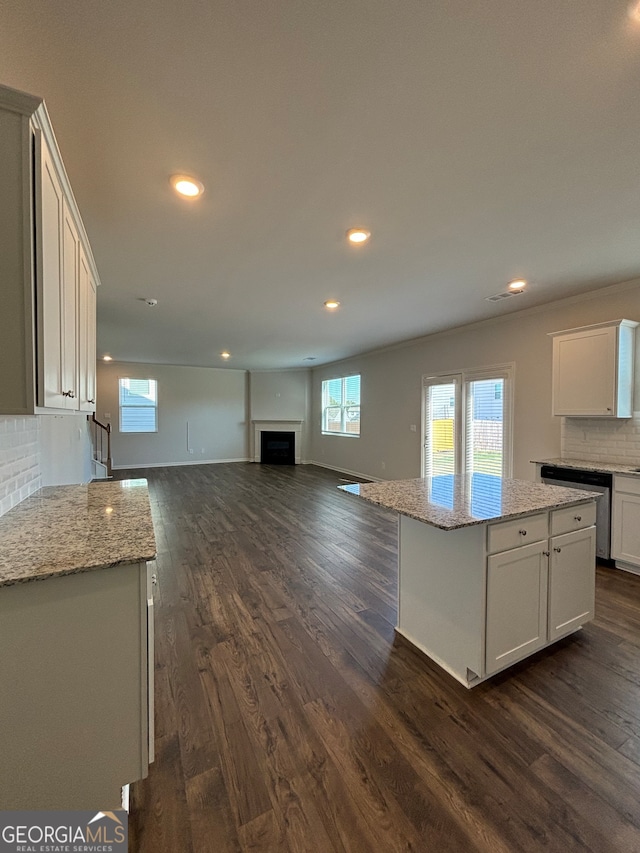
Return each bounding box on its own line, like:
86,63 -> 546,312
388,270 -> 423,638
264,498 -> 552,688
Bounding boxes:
540,464 -> 612,560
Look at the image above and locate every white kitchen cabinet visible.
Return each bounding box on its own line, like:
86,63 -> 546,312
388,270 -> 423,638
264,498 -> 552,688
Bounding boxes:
486,514 -> 595,673
78,244 -> 97,411
612,476 -> 640,572
60,199 -> 80,408
396,497 -> 596,688
548,526 -> 596,641
485,540 -> 548,675
0,83 -> 100,415
0,561 -> 152,809
38,134 -> 65,409
549,320 -> 637,418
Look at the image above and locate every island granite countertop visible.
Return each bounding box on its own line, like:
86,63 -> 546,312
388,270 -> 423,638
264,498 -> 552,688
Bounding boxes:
531,458 -> 640,476
0,479 -> 156,587
339,474 -> 601,531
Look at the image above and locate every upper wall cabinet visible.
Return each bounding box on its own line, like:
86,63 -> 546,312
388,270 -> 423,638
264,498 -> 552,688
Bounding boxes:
549,320 -> 638,418
0,84 -> 100,415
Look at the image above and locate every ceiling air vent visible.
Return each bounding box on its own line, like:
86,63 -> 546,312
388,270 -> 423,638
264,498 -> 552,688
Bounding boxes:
485,290 -> 524,303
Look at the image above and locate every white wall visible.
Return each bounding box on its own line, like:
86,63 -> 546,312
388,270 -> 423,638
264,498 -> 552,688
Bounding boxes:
249,369 -> 311,460
309,279 -> 640,482
39,415 -> 93,486
97,362 -> 249,469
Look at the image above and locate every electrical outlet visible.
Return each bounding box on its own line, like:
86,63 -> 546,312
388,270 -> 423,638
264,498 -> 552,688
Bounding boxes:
381,461 -> 386,470
189,448 -> 194,454
201,448 -> 205,454
410,424 -> 417,432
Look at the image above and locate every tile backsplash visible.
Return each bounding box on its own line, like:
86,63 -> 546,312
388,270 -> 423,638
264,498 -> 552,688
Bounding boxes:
0,416 -> 41,517
562,414 -> 640,465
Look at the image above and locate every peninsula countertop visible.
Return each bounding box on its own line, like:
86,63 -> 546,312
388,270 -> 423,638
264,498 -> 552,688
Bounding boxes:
0,479 -> 157,587
339,474 -> 600,531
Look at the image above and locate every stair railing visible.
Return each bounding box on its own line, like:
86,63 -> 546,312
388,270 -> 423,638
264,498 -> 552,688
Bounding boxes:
89,414 -> 112,476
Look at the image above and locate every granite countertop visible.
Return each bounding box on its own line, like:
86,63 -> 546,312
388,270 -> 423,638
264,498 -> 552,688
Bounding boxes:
0,479 -> 157,587
532,458 -> 640,476
339,474 -> 601,531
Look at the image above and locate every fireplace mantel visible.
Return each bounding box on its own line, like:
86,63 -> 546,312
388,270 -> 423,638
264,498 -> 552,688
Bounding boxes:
252,420 -> 303,464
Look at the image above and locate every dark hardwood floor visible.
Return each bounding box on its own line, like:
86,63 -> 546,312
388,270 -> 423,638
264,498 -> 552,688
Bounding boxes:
122,462 -> 640,852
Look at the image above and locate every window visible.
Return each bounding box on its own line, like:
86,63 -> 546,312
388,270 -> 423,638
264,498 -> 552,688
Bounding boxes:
119,378 -> 158,433
422,365 -> 513,478
322,374 -> 360,436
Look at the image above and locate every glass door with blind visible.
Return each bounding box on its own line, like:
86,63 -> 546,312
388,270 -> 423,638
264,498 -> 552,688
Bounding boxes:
422,366 -> 512,479
423,375 -> 461,477
464,376 -> 506,477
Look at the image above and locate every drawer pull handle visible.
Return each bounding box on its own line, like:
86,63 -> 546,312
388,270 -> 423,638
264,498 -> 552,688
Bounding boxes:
574,515 -> 582,522
151,574 -> 158,585
62,390 -> 76,398
553,547 -> 562,553
543,550 -> 550,557
519,529 -> 527,536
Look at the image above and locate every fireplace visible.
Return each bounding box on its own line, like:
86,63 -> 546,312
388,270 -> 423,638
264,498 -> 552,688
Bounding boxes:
252,420 -> 303,464
260,431 -> 295,465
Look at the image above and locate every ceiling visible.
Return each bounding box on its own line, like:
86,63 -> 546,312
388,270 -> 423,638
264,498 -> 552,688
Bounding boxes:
2,1 -> 640,370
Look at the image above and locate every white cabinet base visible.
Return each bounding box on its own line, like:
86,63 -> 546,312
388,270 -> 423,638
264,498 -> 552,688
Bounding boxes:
614,560 -> 640,576
397,508 -> 596,689
0,562 -> 151,810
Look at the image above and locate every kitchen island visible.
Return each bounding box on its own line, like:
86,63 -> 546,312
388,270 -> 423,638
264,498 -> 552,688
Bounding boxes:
340,474 -> 599,687
0,479 -> 156,809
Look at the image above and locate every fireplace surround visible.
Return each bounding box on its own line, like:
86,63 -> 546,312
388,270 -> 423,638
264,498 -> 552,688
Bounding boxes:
252,420 -> 303,465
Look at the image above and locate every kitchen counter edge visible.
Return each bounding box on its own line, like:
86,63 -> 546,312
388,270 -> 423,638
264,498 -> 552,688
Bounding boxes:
532,458 -> 640,476
0,480 -> 157,588
339,476 -> 600,531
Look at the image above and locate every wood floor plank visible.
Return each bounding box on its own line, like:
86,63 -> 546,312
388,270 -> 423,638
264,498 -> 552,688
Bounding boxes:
530,753 -> 640,853
124,462 -> 640,852
129,735 -> 194,853
185,767 -> 242,853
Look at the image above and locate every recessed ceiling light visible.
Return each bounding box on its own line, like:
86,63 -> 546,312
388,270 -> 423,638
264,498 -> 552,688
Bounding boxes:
629,1 -> 640,22
170,174 -> 204,198
324,300 -> 340,309
508,279 -> 527,292
103,355 -> 113,362
220,351 -> 231,359
346,228 -> 371,244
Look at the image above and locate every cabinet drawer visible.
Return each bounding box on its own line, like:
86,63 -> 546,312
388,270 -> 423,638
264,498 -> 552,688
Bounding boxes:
551,501 -> 597,536
487,512 -> 548,554
614,475 -> 640,497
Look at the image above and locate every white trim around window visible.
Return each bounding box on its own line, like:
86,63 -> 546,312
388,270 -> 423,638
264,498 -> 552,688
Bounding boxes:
118,377 -> 158,433
321,374 -> 361,437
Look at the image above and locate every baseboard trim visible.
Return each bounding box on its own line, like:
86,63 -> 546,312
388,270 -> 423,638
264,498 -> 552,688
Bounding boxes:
112,457 -> 251,470
305,459 -> 382,482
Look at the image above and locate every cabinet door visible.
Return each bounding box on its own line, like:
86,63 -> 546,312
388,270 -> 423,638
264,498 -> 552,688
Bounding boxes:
78,245 -> 97,412
486,541 -> 548,675
38,137 -> 65,409
60,201 -> 79,409
548,526 -> 595,641
612,492 -> 640,567
552,326 -> 617,416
